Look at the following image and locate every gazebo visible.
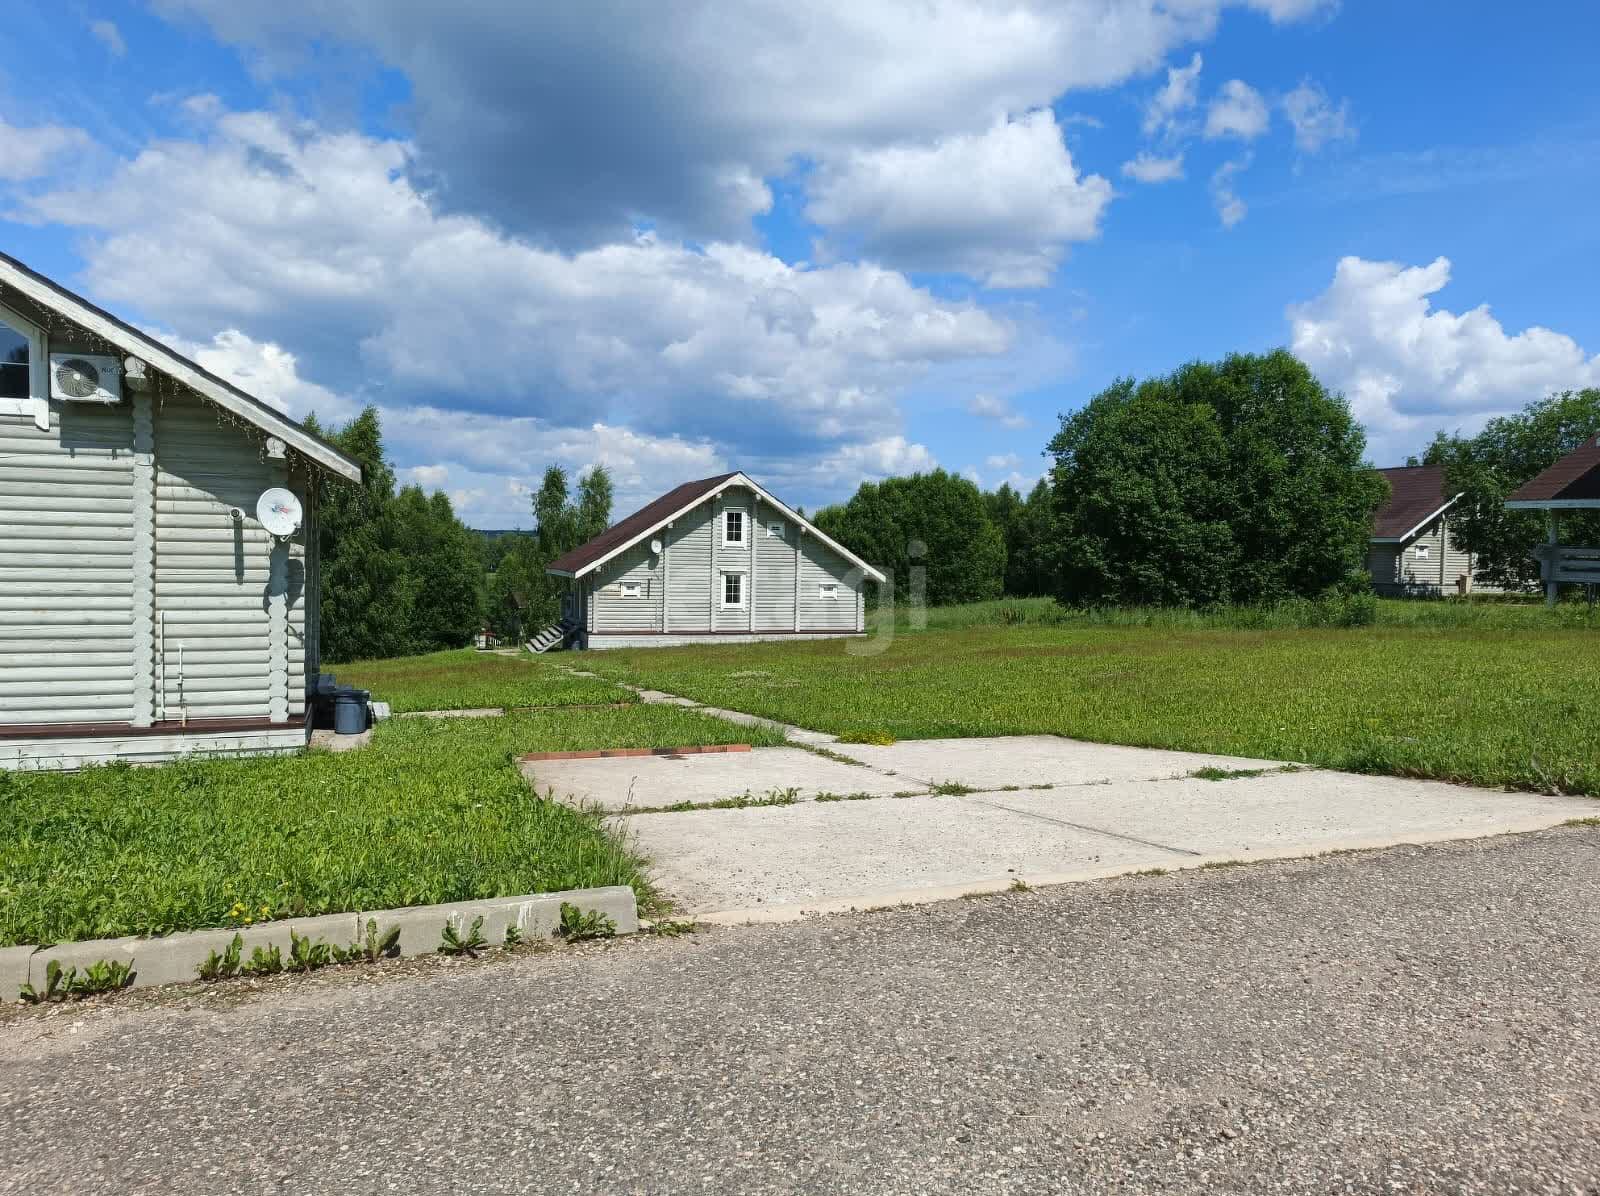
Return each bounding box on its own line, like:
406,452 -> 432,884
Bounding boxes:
1505,436 -> 1600,604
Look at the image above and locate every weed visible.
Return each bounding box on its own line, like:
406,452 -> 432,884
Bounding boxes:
245,944 -> 283,976
504,925 -> 523,947
930,780 -> 977,796
1008,877 -> 1032,892
646,919 -> 698,937
197,934 -> 244,981
439,915 -> 488,958
813,791 -> 878,803
559,903 -> 617,942
22,958 -> 136,1002
632,787 -> 800,814
359,919 -> 401,962
1129,867 -> 1169,877
288,931 -> 334,973
837,729 -> 896,746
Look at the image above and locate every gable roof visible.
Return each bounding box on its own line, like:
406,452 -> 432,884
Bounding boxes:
0,251 -> 361,482
547,471 -> 887,583
1371,465 -> 1460,542
1505,436 -> 1600,508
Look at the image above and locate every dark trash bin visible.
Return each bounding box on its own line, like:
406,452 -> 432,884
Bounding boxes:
333,689 -> 370,735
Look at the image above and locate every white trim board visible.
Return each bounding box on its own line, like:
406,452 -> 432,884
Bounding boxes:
548,472 -> 887,583
0,253 -> 360,481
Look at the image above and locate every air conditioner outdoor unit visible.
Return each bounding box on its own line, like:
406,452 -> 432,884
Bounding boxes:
49,354 -> 122,404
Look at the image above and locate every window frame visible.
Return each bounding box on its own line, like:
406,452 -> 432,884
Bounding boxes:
766,520 -> 785,539
0,300 -> 49,430
618,580 -> 644,600
719,569 -> 748,609
818,581 -> 839,600
722,507 -> 747,548
1413,544 -> 1431,559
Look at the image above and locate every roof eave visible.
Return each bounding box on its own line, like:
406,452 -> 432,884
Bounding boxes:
1506,498 -> 1600,510
0,254 -> 362,482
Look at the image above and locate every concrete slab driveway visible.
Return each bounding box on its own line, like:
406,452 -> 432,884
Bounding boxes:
581,734 -> 1597,921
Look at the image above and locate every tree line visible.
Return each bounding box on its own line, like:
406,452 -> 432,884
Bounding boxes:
816,352 -> 1599,609
305,407 -> 615,662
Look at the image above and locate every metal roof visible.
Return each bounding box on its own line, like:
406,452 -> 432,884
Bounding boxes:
1505,437 -> 1600,509
1370,465 -> 1459,542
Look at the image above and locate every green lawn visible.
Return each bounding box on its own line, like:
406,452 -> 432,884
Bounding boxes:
333,648 -> 630,713
583,613 -> 1600,797
0,705 -> 781,947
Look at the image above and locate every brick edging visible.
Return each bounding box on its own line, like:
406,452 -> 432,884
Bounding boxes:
521,744 -> 751,762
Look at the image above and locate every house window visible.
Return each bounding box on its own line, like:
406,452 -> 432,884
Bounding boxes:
1413,544 -> 1430,559
0,321 -> 28,401
619,581 -> 643,599
723,508 -> 746,546
721,571 -> 746,608
767,520 -> 785,539
819,582 -> 839,600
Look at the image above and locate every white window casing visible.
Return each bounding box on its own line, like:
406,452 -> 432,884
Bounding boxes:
819,582 -> 839,600
1414,544 -> 1430,558
0,301 -> 49,430
721,570 -> 747,608
619,581 -> 643,599
723,508 -> 746,547
767,520 -> 784,539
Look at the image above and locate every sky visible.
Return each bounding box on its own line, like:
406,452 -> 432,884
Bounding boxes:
2,2 -> 1597,527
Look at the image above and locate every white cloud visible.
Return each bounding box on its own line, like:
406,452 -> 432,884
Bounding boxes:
1288,255 -> 1600,461
1142,52 -> 1203,137
89,19 -> 128,56
1282,79 -> 1354,153
153,1 -> 1330,247
1210,156 -> 1251,227
1204,79 -> 1270,141
985,452 -> 1022,470
807,110 -> 1113,288
967,394 -> 1029,429
25,108 -> 1011,457
149,326 -> 356,420
0,117 -> 91,182
405,464 -> 449,488
1122,151 -> 1186,183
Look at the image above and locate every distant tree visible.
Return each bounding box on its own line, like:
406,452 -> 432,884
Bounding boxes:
1045,351 -> 1383,607
576,465 -> 615,542
814,469 -> 1006,606
1430,389 -> 1600,589
1007,479 -> 1059,597
306,406 -> 483,661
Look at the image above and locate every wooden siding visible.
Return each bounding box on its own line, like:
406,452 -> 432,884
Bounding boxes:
0,401 -> 137,724
1371,516 -> 1477,594
755,509 -> 798,631
590,541 -> 661,633
798,535 -> 861,630
153,395 -> 307,721
666,501 -> 713,633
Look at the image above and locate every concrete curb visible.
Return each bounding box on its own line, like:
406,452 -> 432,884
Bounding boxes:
522,744 -> 751,762
8,886 -> 639,996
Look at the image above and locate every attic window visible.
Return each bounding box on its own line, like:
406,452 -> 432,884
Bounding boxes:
767,521 -> 785,539
619,581 -> 643,599
723,508 -> 746,546
0,323 -> 27,400
1413,544 -> 1430,559
819,582 -> 839,600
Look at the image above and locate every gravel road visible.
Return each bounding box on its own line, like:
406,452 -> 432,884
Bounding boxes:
3,826 -> 1599,1195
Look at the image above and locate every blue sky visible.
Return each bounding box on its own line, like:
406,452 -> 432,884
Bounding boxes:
3,1 -> 1597,526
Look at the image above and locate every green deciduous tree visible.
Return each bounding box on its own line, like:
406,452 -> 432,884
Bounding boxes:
814,469 -> 1006,606
1429,389 -> 1600,589
1045,351 -> 1384,608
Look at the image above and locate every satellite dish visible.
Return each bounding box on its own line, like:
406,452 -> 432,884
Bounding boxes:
256,488 -> 303,537
650,538 -> 663,554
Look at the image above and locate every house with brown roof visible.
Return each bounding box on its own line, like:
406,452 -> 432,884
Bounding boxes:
1366,465 -> 1483,595
541,471 -> 885,650
1505,435 -> 1600,603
